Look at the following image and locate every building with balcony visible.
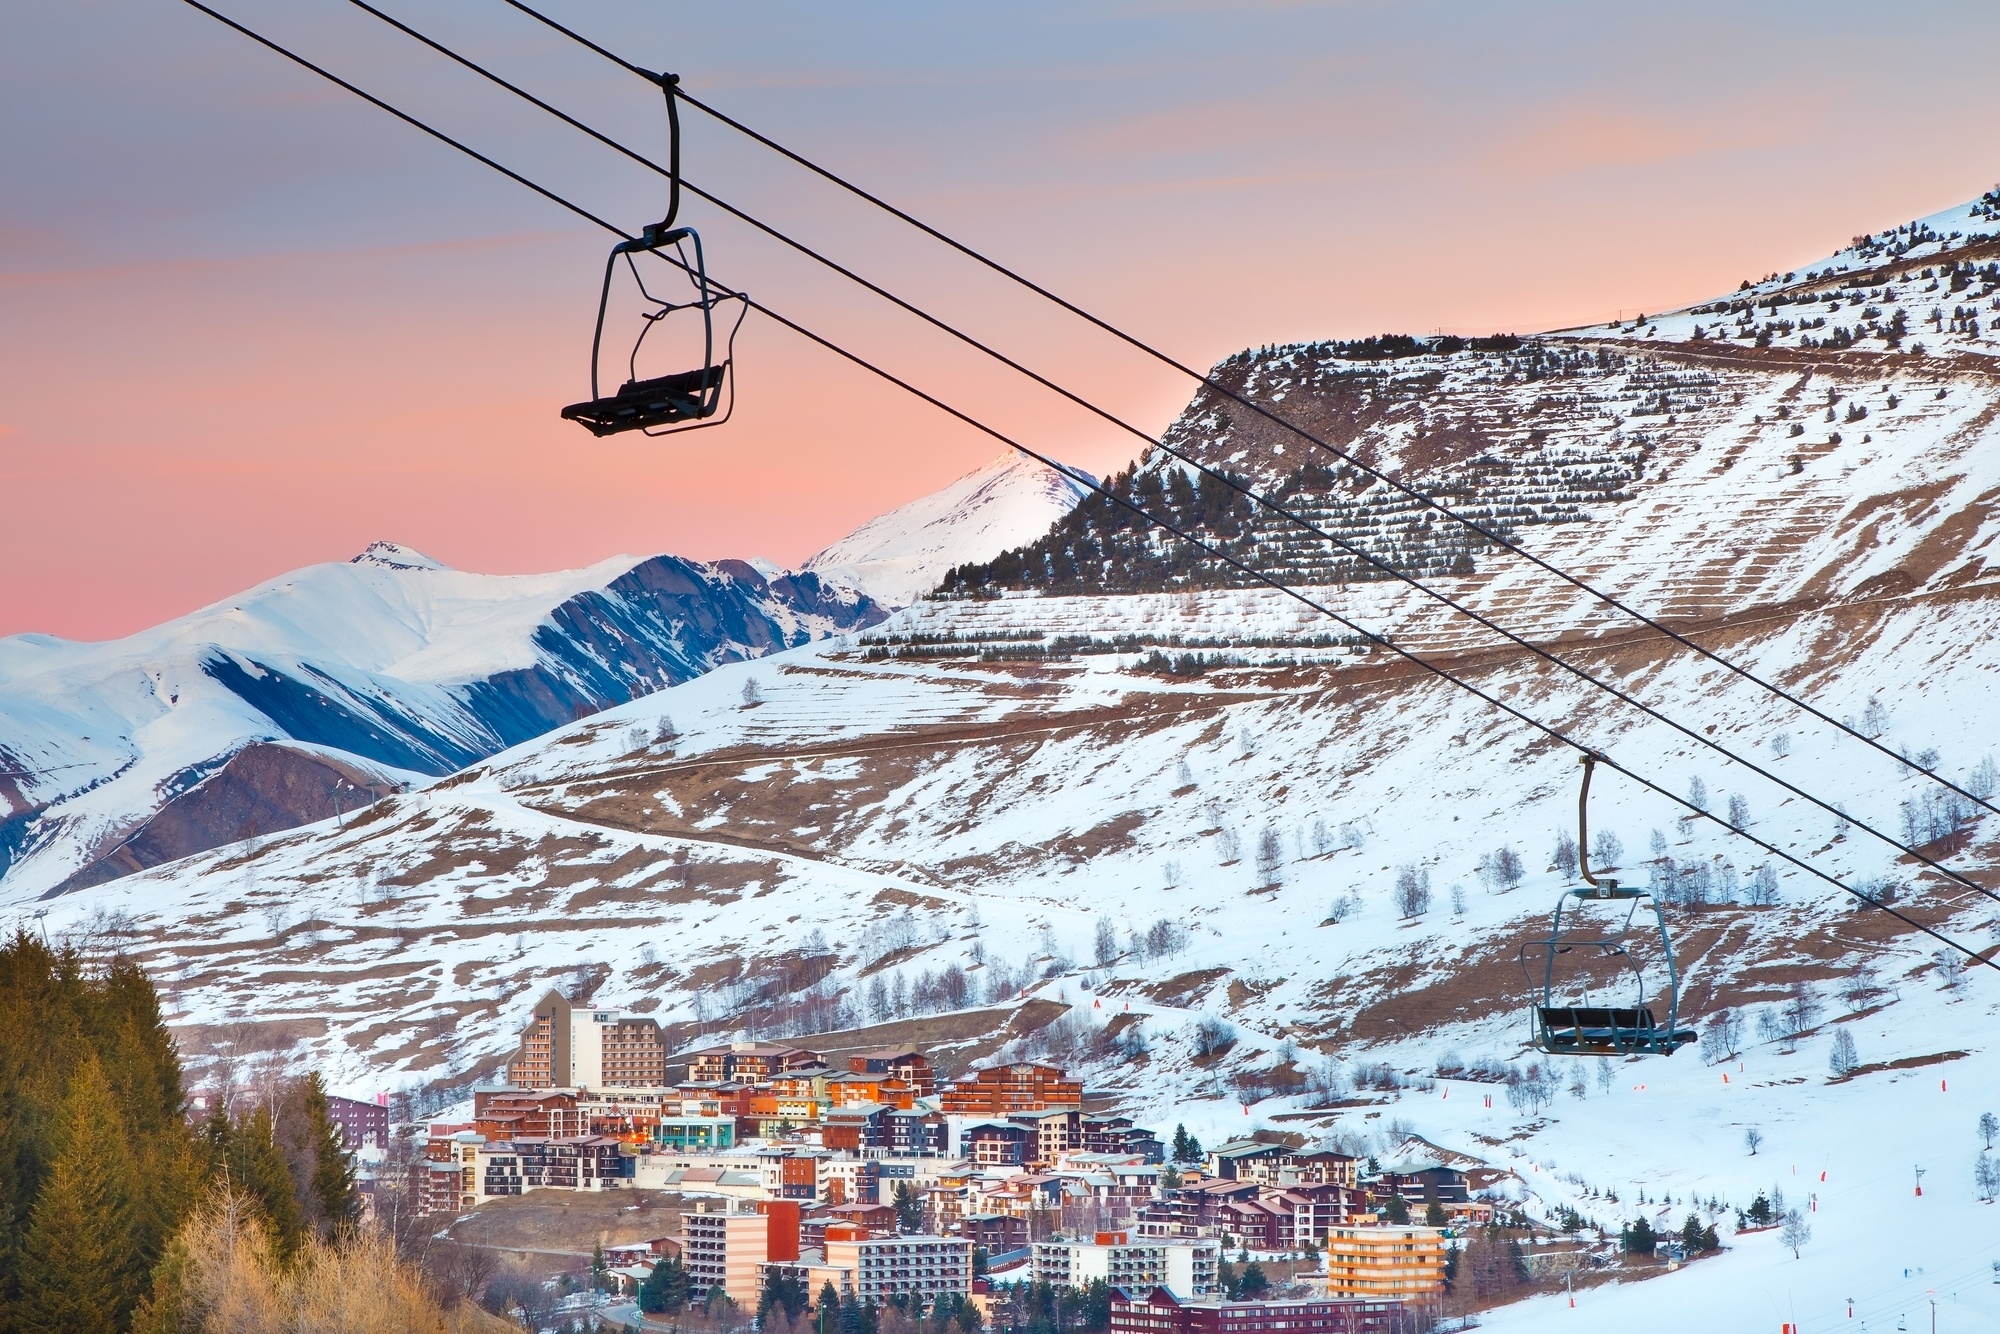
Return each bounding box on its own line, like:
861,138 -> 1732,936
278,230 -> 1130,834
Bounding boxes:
682,1199 -> 802,1305
1323,1227 -> 1448,1303
1109,1287 -> 1412,1334
1033,1232 -> 1220,1296
941,1064 -> 1082,1117
504,990 -> 667,1089
847,1048 -> 938,1097
682,1041 -> 825,1084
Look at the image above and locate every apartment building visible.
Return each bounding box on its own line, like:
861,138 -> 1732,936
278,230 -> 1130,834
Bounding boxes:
959,1121 -> 1034,1167
941,1064 -> 1083,1116
1134,1180 -> 1368,1250
1080,1116 -> 1165,1164
824,1226 -> 974,1303
1207,1143 -> 1359,1188
1323,1227 -> 1448,1303
1010,1109 -> 1082,1167
1109,1287 -> 1412,1334
325,1093 -> 389,1150
1367,1164 -> 1469,1207
505,990 -> 667,1089
1033,1232 -> 1220,1296
683,1041 -> 825,1084
847,1047 -> 938,1097
682,1199 -> 802,1305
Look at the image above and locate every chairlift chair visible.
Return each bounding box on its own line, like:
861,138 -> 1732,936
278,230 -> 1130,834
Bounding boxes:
1520,753 -> 1698,1057
560,74 -> 745,438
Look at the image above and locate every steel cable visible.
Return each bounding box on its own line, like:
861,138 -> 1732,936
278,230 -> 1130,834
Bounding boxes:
173,0 -> 1998,976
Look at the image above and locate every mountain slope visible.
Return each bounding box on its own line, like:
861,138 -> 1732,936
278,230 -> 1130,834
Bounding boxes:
17,190 -> 2000,1331
0,542 -> 883,899
804,452 -> 1094,607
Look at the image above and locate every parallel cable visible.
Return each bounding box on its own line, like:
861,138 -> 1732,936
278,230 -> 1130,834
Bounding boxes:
174,0 -> 1999,976
324,0 -> 2000,912
501,0 -> 2000,829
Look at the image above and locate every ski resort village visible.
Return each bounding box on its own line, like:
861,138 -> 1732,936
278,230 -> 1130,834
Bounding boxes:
8,6 -> 2000,1332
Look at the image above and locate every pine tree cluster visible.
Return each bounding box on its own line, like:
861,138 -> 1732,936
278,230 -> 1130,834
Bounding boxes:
0,931 -> 362,1332
936,339 -> 1651,601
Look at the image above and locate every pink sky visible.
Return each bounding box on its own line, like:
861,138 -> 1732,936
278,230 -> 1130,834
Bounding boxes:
5,0 -> 1998,641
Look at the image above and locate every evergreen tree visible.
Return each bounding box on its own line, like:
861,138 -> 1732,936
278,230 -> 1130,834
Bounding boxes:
815,1281 -> 842,1334
760,1263 -> 809,1323
1216,1257 -> 1237,1299
1170,1124 -> 1195,1164
1425,1199 -> 1448,1227
297,1073 -> 360,1236
227,1106 -> 305,1263
892,1180 -> 924,1233
15,1058 -> 134,1334
1078,1277 -> 1113,1331
1381,1194 -> 1410,1225
1235,1263 -> 1270,1299
641,1254 -> 691,1313
1622,1216 -> 1657,1257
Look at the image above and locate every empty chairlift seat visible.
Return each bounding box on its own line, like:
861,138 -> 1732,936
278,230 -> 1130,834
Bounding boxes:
1534,1006 -> 1696,1057
563,365 -> 724,437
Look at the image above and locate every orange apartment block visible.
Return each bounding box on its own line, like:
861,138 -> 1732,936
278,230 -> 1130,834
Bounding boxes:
1324,1226 -> 1448,1302
940,1063 -> 1082,1116
848,1048 -> 937,1097
827,1071 -> 917,1109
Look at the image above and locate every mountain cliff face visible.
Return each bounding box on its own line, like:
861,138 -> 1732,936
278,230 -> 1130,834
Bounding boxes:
0,543 -> 884,898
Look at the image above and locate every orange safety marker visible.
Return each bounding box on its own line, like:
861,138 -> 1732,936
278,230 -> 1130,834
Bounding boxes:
1722,1073 -> 1730,1084
1093,998 -> 1101,1008
1819,1171 -> 1826,1182
1941,1079 -> 1948,1092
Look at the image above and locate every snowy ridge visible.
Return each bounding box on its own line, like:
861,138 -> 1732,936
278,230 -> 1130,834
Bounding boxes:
805,452 -> 1094,607
0,545 -> 883,898
1561,187 -> 2000,352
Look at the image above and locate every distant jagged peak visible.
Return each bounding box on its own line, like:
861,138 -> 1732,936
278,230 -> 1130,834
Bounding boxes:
350,541 -> 450,572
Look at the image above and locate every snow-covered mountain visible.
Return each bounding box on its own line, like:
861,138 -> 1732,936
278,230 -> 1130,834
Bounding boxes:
804,452 -> 1094,606
18,190 -> 2000,1331
0,541 -> 884,899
